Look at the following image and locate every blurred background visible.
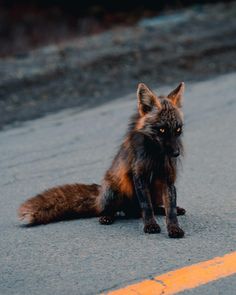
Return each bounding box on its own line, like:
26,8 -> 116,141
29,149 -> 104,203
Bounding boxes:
0,0 -> 236,128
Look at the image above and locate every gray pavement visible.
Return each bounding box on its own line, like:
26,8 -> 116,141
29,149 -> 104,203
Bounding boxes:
0,73 -> 236,295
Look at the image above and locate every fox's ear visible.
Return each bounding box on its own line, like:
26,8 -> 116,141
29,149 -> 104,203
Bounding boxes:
167,82 -> 185,108
137,83 -> 161,116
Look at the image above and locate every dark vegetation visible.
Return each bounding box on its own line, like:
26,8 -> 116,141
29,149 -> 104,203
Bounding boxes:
0,0 -> 233,57
0,1 -> 236,129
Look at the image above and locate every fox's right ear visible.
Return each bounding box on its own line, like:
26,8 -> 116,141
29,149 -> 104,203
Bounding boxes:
167,82 -> 185,108
137,83 -> 161,116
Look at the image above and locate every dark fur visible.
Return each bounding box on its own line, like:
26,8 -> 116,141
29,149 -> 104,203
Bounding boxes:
18,82 -> 186,238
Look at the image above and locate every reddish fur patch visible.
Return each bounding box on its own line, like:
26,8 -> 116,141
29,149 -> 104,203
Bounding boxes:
135,116 -> 146,130
116,162 -> 133,198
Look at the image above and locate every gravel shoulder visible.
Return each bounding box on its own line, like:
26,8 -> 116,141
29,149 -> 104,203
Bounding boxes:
1,1 -> 236,129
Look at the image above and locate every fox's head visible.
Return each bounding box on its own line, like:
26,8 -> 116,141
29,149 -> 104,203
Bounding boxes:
136,82 -> 185,158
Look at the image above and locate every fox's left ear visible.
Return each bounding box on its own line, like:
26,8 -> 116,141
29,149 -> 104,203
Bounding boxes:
137,83 -> 161,116
167,82 -> 185,108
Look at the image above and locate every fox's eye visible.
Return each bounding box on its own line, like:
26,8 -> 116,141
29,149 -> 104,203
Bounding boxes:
159,128 -> 165,133
176,127 -> 182,135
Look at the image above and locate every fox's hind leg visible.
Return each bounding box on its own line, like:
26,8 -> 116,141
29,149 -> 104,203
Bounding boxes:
99,215 -> 115,225
98,186 -> 120,225
155,206 -> 186,216
176,206 -> 186,215
123,198 -> 142,219
152,182 -> 186,216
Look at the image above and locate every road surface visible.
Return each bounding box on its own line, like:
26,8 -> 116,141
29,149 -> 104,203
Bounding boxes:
0,73 -> 236,294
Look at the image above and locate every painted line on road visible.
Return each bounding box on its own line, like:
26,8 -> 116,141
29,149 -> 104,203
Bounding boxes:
103,251 -> 236,295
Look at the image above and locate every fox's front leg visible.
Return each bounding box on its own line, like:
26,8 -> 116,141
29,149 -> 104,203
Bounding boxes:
163,184 -> 184,238
133,176 -> 161,234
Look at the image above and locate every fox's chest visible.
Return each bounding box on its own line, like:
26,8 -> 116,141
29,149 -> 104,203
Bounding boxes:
150,157 -> 177,183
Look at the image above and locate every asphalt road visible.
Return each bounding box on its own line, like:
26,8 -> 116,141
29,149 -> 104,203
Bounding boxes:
0,73 -> 236,294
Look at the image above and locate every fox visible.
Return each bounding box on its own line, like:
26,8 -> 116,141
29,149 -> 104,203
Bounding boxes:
18,82 -> 186,238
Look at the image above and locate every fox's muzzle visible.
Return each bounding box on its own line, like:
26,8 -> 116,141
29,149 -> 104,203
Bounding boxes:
171,149 -> 180,157
166,144 -> 180,157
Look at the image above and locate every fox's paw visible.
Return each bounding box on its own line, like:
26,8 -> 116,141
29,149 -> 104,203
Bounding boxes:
177,206 -> 186,216
18,203 -> 36,225
168,224 -> 184,238
144,221 -> 161,234
99,216 -> 114,225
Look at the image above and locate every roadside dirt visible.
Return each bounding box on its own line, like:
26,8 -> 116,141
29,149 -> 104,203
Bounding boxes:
0,1 -> 236,129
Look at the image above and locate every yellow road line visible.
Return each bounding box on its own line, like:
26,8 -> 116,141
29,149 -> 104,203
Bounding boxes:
103,251 -> 236,295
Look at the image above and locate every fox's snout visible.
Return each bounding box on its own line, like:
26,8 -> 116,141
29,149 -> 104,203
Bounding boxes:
166,144 -> 180,158
171,149 -> 180,157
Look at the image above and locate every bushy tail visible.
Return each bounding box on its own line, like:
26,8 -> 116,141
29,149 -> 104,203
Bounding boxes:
18,183 -> 102,225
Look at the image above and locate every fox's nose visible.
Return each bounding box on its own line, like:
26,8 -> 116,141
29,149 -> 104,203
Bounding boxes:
171,150 -> 180,157
166,145 -> 180,157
